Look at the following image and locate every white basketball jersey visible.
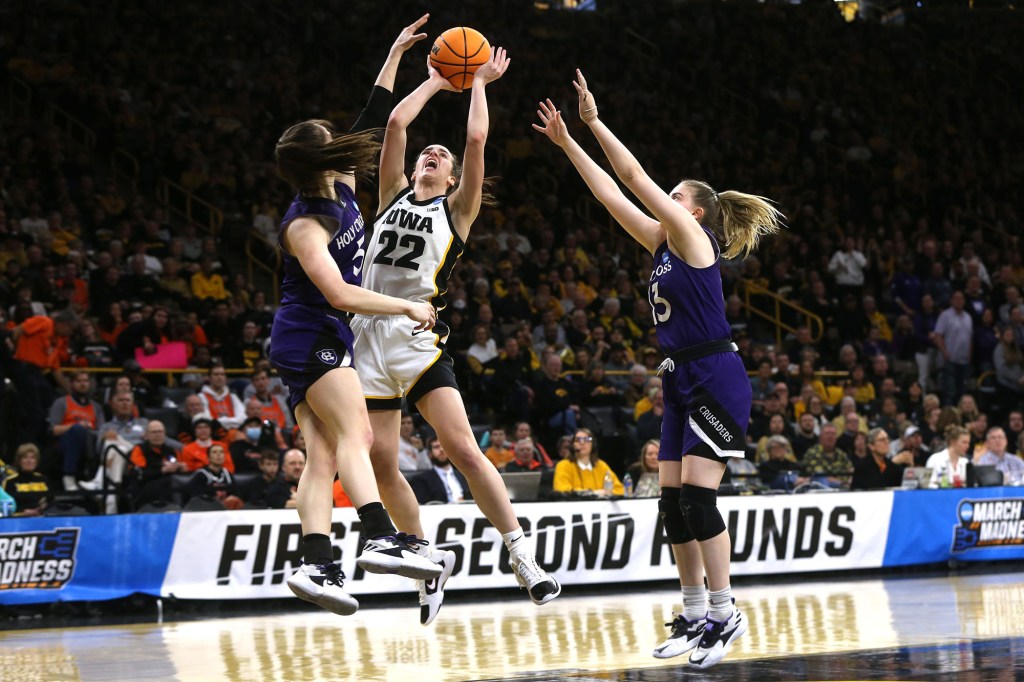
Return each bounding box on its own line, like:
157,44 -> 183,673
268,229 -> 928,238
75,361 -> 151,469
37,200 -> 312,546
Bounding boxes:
363,188 -> 464,312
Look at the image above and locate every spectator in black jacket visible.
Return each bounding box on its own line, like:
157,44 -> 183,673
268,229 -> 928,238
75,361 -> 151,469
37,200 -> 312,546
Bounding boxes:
532,353 -> 579,442
411,438 -> 473,504
851,428 -> 915,490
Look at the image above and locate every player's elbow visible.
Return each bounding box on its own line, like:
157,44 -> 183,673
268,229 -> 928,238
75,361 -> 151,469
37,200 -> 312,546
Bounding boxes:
386,112 -> 408,132
619,164 -> 645,185
465,130 -> 487,149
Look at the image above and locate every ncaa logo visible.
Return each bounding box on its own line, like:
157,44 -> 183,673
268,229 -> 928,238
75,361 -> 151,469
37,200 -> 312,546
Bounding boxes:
959,500 -> 975,524
316,349 -> 338,366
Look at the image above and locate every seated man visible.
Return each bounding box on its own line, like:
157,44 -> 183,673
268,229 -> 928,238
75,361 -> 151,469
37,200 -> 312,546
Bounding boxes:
851,428 -> 914,490
802,423 -> 853,489
411,438 -> 473,504
265,449 -> 305,509
484,426 -> 514,470
125,420 -> 187,509
975,427 -> 1024,485
240,449 -> 281,508
184,443 -> 240,506
198,364 -> 245,429
504,438 -> 543,472
180,417 -> 234,473
79,390 -> 149,498
512,421 -> 554,468
50,370 -> 104,491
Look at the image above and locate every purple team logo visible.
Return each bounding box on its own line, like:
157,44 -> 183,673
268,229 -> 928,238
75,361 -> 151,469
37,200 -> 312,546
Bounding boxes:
316,349 -> 338,366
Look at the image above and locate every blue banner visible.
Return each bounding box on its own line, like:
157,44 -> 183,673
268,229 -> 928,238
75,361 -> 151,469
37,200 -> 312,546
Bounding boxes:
884,487 -> 1024,566
0,514 -> 180,605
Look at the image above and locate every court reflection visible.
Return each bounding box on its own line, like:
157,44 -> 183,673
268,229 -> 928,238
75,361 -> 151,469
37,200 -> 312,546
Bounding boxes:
2,573 -> 1023,681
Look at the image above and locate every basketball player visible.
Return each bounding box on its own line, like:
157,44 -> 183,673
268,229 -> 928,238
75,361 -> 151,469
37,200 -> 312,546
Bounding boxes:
269,15 -> 444,617
352,48 -> 561,625
534,70 -> 782,669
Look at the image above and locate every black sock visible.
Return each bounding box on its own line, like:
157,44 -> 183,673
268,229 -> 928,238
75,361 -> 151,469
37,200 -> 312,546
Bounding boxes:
357,502 -> 396,539
301,533 -> 334,565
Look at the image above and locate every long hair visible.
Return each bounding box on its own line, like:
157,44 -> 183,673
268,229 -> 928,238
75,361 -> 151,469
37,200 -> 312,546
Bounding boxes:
570,427 -> 600,465
275,119 -> 381,194
681,180 -> 783,260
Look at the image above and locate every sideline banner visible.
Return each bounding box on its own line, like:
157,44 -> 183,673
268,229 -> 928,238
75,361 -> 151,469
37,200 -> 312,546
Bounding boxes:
884,487 -> 1024,566
161,494 -> 893,600
0,514 -> 180,605
3,488 -> 1022,605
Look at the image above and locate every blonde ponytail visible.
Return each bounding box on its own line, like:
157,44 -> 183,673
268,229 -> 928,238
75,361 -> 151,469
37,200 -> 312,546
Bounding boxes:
682,180 -> 784,260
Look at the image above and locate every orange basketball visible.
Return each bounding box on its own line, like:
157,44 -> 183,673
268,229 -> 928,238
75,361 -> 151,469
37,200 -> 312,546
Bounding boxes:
429,27 -> 491,90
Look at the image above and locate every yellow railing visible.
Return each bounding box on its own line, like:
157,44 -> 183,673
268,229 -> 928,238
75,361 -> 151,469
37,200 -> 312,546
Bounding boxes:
72,366 -> 255,386
111,148 -> 139,192
157,177 -> 224,235
736,279 -> 824,348
246,234 -> 281,305
47,103 -> 96,152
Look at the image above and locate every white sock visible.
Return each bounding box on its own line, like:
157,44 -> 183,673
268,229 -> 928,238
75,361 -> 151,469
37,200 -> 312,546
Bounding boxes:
708,586 -> 735,622
681,585 -> 708,621
502,527 -> 527,554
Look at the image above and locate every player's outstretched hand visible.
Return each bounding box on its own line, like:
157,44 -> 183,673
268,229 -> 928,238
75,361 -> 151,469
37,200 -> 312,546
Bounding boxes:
406,301 -> 437,331
391,14 -> 430,54
474,47 -> 510,86
427,53 -> 462,92
573,69 -> 599,124
532,99 -> 571,148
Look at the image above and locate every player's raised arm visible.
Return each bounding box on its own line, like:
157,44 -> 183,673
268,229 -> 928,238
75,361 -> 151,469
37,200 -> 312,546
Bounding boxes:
350,14 -> 430,135
533,97 -> 663,255
379,58 -> 459,209
450,46 -> 509,239
572,69 -> 713,264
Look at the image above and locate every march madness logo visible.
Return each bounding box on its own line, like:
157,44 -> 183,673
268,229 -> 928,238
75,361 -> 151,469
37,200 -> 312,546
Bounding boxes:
951,498 -> 1024,553
0,528 -> 80,590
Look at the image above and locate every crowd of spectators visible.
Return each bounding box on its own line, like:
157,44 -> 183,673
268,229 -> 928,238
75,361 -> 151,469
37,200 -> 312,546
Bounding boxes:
2,1 -> 1023,514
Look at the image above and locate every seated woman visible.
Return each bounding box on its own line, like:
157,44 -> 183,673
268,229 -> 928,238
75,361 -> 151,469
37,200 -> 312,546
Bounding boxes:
754,414 -> 797,463
3,444 -> 53,516
926,424 -> 974,488
757,435 -> 803,491
626,439 -> 661,497
553,428 -> 623,496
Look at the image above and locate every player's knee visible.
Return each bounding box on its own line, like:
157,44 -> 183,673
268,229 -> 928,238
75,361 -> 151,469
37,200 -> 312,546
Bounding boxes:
659,487 -> 695,544
679,484 -> 726,542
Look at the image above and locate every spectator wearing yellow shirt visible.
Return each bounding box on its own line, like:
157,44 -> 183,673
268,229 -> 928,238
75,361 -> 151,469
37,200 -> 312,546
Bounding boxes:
863,295 -> 892,343
190,256 -> 228,301
553,428 -> 623,496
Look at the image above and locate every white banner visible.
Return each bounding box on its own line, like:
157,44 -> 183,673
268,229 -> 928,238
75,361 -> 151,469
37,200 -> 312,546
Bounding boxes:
161,494 -> 893,599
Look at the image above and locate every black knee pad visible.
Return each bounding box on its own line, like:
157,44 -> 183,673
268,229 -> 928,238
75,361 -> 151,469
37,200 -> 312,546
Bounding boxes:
679,484 -> 726,542
659,487 -> 695,544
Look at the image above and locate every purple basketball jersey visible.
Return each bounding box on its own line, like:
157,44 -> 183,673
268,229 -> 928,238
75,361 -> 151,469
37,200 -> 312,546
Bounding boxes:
647,230 -> 732,352
277,181 -> 366,308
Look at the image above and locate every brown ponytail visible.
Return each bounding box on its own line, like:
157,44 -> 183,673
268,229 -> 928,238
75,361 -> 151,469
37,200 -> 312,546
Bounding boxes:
275,119 -> 381,194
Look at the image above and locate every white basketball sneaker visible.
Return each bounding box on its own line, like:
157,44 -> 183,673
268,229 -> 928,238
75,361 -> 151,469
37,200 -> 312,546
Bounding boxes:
652,613 -> 707,659
357,533 -> 443,580
688,601 -> 747,669
509,550 -> 561,605
287,562 -> 359,616
418,549 -> 457,625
